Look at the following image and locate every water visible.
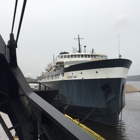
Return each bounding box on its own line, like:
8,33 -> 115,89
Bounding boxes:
83,81 -> 140,140
0,81 -> 140,140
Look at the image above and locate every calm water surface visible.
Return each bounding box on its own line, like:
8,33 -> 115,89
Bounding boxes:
83,81 -> 140,140
0,82 -> 139,139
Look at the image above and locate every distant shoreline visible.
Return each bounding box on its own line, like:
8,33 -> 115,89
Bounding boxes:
127,75 -> 140,81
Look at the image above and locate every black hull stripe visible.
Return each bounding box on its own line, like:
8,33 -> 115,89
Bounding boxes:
64,59 -> 132,72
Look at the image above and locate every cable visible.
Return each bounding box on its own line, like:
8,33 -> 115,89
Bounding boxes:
16,0 -> 27,44
80,88 -> 108,124
11,0 -> 18,34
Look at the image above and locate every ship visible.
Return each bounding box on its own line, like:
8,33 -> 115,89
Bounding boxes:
37,35 -> 132,126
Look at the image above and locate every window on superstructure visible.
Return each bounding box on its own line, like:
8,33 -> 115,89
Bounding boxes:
61,55 -> 63,58
67,55 -> 70,58
71,55 -> 73,58
64,55 -> 66,58
84,55 -> 87,58
88,55 -> 90,58
78,55 -> 80,58
101,56 -> 104,59
74,55 -> 76,58
91,55 -> 93,58
81,55 -> 83,58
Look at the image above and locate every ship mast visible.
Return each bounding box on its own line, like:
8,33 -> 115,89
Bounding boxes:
74,35 -> 84,53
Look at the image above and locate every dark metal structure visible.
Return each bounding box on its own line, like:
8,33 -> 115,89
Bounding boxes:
74,35 -> 84,53
0,1 -> 95,140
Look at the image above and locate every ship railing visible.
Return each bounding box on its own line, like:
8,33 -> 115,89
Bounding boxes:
28,82 -> 52,91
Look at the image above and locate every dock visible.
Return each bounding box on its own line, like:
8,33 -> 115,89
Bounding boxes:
125,84 -> 140,93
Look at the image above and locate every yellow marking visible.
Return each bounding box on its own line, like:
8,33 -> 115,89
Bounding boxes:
13,136 -> 19,140
65,114 -> 105,140
13,115 -> 105,140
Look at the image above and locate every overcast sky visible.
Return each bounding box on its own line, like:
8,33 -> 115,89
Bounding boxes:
0,0 -> 140,78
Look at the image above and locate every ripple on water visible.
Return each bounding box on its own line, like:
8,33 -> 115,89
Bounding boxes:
83,92 -> 140,140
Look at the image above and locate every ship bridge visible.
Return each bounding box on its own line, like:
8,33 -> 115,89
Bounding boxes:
55,53 -> 108,67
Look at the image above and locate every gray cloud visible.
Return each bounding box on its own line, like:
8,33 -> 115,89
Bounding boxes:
0,0 -> 140,78
113,14 -> 130,28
